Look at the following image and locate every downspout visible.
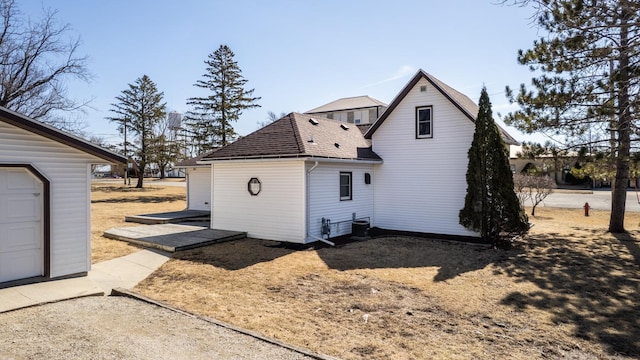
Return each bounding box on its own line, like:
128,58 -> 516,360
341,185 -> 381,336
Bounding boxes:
305,161 -> 335,246
185,169 -> 190,210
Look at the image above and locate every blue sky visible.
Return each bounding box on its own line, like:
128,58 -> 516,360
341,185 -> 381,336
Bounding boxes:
20,0 -> 544,145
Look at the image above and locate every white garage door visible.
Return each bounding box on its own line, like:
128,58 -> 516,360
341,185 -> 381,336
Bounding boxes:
0,168 -> 44,283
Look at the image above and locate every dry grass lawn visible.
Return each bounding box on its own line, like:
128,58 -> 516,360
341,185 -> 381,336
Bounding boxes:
128,207 -> 640,360
91,181 -> 186,263
89,184 -> 640,359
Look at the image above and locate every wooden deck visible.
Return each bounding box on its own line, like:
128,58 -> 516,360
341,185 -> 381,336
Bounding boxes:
125,210 -> 210,225
104,223 -> 246,252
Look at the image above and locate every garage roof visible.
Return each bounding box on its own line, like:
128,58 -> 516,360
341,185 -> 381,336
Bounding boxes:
0,106 -> 126,164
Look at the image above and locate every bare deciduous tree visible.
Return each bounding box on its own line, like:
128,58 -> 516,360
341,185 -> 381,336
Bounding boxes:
149,114 -> 182,179
0,0 -> 90,132
514,174 -> 555,216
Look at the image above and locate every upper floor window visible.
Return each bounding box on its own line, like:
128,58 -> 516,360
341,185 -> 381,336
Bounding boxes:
347,111 -> 354,123
368,108 -> 376,122
416,106 -> 433,139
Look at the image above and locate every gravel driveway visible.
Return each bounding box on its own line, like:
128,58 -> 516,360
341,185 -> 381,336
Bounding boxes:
0,296 -> 320,360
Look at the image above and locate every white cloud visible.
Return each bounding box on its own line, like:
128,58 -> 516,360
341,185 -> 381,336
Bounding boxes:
361,65 -> 415,88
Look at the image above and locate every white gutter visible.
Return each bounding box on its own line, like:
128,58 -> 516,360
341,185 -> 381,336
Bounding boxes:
198,157 -> 382,166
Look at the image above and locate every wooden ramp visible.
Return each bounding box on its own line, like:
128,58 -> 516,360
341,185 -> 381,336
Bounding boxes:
104,224 -> 246,252
125,210 -> 210,225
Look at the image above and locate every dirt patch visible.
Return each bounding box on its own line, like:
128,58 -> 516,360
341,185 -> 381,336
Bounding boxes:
0,296 -> 315,360
135,207 -> 640,359
91,182 -> 186,263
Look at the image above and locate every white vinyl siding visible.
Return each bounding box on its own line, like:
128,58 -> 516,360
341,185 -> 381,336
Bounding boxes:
0,121 -> 106,278
307,163 -> 374,240
186,166 -> 211,211
211,160 -> 305,243
371,78 -> 479,237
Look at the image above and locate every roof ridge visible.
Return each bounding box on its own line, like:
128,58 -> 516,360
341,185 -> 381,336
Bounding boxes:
289,113 -> 306,154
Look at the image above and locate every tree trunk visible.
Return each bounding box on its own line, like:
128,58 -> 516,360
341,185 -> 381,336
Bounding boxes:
136,163 -> 145,188
610,124 -> 630,233
609,1 -> 631,233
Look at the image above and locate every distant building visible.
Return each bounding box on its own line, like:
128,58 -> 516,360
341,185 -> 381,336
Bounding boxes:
305,95 -> 387,124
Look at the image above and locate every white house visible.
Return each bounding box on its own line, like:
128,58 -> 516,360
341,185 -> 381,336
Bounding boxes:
305,95 -> 387,125
199,113 -> 381,243
195,69 -> 517,244
0,108 -> 126,285
364,70 -> 516,237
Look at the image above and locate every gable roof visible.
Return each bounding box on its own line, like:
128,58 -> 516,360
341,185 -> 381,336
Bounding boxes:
201,113 -> 381,162
305,95 -> 387,114
364,69 -> 518,145
0,106 -> 126,163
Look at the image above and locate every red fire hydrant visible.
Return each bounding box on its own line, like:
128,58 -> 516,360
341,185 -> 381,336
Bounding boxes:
584,202 -> 590,217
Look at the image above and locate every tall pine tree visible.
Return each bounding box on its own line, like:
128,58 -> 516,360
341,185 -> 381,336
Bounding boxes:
503,0 -> 640,233
460,87 -> 529,247
185,45 -> 261,153
107,75 -> 166,188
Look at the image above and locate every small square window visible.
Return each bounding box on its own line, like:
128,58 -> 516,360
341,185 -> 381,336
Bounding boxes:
339,172 -> 352,201
416,106 -> 433,139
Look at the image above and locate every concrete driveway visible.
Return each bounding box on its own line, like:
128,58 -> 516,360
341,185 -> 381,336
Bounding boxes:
539,189 -> 640,212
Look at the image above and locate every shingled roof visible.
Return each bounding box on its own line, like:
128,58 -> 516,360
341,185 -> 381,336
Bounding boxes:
201,113 -> 381,162
364,69 -> 518,145
306,95 -> 387,114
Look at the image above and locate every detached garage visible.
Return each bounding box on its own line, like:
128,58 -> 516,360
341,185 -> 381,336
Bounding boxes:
0,107 -> 125,286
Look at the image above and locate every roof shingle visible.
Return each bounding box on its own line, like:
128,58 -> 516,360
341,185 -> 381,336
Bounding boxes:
202,113 -> 381,161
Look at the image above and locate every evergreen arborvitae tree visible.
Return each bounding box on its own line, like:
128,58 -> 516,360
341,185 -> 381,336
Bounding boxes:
460,87 -> 529,248
186,45 -> 261,153
107,75 -> 167,188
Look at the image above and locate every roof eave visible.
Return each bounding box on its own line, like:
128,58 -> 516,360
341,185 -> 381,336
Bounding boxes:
0,107 -> 126,164
200,153 -> 383,163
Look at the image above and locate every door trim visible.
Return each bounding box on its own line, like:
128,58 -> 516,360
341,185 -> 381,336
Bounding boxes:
0,164 -> 50,280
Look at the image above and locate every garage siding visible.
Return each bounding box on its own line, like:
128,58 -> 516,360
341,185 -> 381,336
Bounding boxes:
0,121 -> 102,278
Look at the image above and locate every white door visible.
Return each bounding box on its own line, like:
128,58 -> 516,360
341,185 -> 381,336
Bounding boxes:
188,167 -> 212,211
0,168 -> 44,283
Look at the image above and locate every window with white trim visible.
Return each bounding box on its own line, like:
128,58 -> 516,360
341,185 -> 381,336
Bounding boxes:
416,106 -> 433,138
339,172 -> 352,201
